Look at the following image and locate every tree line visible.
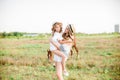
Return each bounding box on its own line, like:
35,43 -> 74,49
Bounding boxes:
0,32 -> 24,38
0,32 -> 51,38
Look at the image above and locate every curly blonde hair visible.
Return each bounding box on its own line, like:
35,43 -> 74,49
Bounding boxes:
51,22 -> 62,32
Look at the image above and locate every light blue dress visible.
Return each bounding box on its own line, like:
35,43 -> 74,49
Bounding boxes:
53,44 -> 71,62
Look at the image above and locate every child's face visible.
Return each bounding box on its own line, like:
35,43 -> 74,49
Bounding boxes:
64,26 -> 69,33
55,24 -> 61,32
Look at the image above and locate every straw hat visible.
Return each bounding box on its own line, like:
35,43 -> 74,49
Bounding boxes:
68,24 -> 75,34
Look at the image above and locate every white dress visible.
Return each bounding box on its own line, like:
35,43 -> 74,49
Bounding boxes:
53,44 -> 71,62
50,32 -> 63,62
50,32 -> 63,51
50,32 -> 71,62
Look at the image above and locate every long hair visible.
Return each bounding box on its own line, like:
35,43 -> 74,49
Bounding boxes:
51,22 -> 62,36
62,24 -> 75,41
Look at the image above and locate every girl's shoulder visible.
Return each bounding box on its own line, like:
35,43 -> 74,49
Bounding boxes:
71,35 -> 74,40
61,32 -> 64,34
53,32 -> 59,36
53,32 -> 62,38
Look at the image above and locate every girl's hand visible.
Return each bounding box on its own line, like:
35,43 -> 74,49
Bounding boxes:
58,39 -> 72,44
57,39 -> 60,43
57,39 -> 64,44
56,46 -> 60,50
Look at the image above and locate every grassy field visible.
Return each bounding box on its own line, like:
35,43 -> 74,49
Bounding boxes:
0,33 -> 120,80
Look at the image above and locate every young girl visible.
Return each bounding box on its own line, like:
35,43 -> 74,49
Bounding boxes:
50,22 -> 66,80
58,24 -> 76,76
51,24 -> 76,77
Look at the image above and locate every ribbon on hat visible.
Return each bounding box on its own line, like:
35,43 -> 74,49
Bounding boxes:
69,24 -> 73,33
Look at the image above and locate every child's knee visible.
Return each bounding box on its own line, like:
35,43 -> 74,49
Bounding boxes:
62,55 -> 67,60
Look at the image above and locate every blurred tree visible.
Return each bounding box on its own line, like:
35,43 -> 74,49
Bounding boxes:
2,32 -> 7,38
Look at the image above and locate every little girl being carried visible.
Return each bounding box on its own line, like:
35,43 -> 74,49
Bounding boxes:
50,23 -> 76,77
50,22 -> 66,80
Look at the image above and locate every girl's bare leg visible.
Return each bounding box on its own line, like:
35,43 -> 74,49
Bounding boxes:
52,50 -> 67,72
55,62 -> 64,80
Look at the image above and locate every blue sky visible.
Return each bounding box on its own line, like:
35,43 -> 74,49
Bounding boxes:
0,0 -> 120,33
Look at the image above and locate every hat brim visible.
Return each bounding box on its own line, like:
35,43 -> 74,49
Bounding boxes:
68,24 -> 75,34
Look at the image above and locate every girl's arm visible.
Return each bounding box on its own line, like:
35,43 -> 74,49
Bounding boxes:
58,39 -> 73,44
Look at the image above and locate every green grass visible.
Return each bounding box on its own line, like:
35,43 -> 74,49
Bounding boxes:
0,33 -> 120,80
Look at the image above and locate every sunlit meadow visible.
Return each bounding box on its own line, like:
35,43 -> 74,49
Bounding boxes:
0,33 -> 120,80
